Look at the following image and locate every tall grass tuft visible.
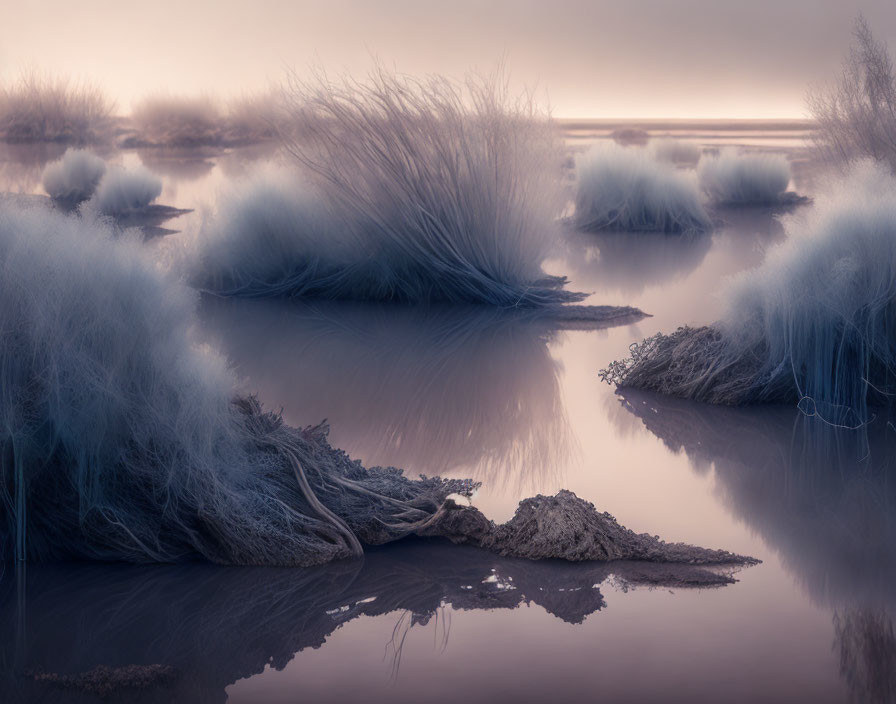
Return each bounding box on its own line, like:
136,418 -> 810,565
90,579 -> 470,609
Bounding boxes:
809,17 -> 896,172
0,203 -> 473,564
573,142 -> 712,233
0,204 -> 245,562
41,148 -> 106,205
198,67 -> 577,307
603,161 -> 896,423
92,165 -> 162,216
698,149 -> 792,205
191,169 -> 346,297
129,95 -> 222,147
128,93 -> 281,147
0,71 -> 114,144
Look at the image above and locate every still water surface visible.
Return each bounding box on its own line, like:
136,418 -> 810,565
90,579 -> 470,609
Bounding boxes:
1,130 -> 892,703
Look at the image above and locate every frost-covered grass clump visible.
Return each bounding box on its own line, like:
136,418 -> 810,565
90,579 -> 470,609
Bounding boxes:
603,161 -> 896,424
0,205 -> 740,566
649,138 -> 702,165
698,149 -> 791,205
92,165 -> 162,216
0,72 -> 114,144
0,204 -> 473,564
41,148 -> 106,205
128,93 -> 280,147
0,205 -> 259,562
129,95 -> 222,147
192,171 -> 345,297
130,91 -> 283,148
573,143 -> 712,233
193,69 -> 579,307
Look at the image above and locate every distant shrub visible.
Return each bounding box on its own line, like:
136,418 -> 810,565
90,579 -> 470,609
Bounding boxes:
698,149 -> 791,205
573,142 -> 711,233
610,127 -> 649,146
41,148 -> 106,205
128,92 -> 281,147
809,17 -> 896,172
0,71 -> 114,144
225,91 -> 281,143
129,95 -> 222,147
649,137 -> 701,165
93,165 -> 162,215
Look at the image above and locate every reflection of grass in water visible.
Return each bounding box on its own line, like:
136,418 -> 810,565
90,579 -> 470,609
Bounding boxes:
617,390 -> 896,700
0,541 -> 740,703
136,147 -> 216,181
0,142 -> 66,193
834,609 -> 896,704
562,227 -> 712,296
386,604 -> 451,678
708,203 -> 787,268
562,202 -> 788,299
198,297 -> 575,493
615,389 -> 896,610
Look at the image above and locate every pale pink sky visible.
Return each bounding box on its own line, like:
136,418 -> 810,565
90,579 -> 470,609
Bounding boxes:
2,0 -> 896,118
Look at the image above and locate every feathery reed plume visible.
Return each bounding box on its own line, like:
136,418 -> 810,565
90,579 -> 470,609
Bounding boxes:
195,67 -> 581,306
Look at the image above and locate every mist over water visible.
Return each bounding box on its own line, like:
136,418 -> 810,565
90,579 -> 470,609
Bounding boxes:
6,7 -> 896,683
3,0 -> 896,118
1,115 -> 888,702
4,0 -> 896,696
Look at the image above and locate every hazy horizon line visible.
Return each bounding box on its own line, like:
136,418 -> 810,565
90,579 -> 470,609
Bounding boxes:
555,117 -> 813,125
